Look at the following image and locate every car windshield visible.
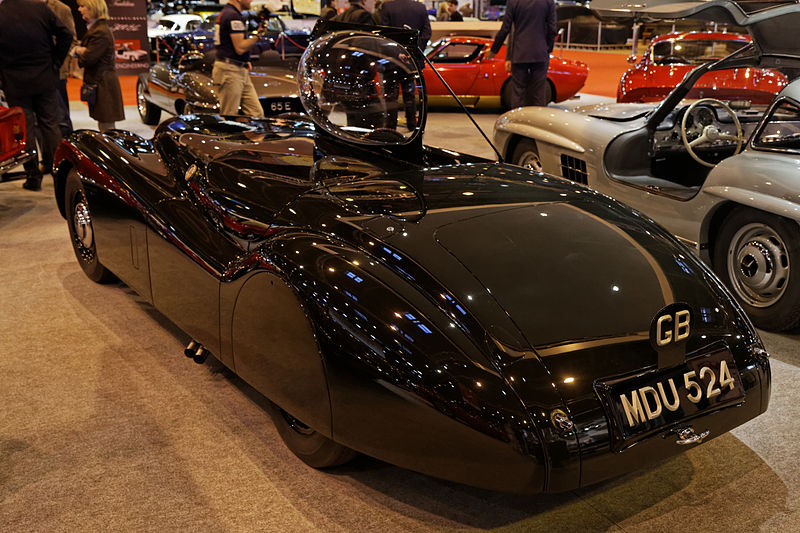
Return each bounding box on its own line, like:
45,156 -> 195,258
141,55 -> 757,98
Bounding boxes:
652,39 -> 748,66
157,20 -> 176,30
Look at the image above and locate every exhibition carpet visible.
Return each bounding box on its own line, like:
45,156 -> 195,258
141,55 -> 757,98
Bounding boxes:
63,49 -> 629,106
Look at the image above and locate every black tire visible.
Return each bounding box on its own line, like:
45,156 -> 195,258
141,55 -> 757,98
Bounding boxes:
64,170 -> 116,283
136,79 -> 161,125
268,402 -> 357,468
545,80 -> 554,103
713,207 -> 800,331
511,138 -> 544,173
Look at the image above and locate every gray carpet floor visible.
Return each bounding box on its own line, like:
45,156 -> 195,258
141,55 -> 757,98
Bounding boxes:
1,103 -> 799,532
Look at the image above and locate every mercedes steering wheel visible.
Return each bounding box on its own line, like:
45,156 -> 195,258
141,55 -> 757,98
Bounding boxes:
680,98 -> 744,168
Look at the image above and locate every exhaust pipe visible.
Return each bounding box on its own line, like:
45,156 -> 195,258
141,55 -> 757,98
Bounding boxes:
192,346 -> 208,364
184,340 -> 198,358
184,340 -> 208,364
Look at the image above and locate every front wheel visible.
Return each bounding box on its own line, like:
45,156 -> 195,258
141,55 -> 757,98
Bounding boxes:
268,403 -> 357,468
713,208 -> 800,331
511,138 -> 543,173
64,170 -> 116,283
137,79 -> 161,125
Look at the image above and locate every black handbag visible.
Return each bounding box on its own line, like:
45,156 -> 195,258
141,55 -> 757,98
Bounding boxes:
79,82 -> 98,106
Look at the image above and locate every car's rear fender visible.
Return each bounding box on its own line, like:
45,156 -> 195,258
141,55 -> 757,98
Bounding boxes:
250,231 -> 562,493
698,151 -> 800,260
704,185 -> 800,224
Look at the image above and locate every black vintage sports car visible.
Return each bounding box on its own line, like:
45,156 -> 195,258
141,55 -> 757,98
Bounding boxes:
137,44 -> 303,125
52,24 -> 771,494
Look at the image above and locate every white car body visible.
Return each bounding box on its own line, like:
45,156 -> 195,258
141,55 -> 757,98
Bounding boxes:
147,14 -> 203,40
494,0 -> 800,330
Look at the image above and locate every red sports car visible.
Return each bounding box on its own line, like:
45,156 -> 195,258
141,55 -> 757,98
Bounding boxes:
0,105 -> 32,180
424,36 -> 589,109
618,31 -> 787,103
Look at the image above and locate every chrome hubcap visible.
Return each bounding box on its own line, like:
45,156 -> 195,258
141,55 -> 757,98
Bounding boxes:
73,200 -> 94,250
727,223 -> 789,308
519,151 -> 543,173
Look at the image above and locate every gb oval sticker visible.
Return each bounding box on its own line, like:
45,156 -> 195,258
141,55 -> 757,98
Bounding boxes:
650,303 -> 692,350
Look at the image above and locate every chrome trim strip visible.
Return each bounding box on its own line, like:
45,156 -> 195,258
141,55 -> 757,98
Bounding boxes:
0,151 -> 34,175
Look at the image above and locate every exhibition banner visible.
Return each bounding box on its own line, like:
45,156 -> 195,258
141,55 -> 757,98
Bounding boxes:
107,0 -> 149,75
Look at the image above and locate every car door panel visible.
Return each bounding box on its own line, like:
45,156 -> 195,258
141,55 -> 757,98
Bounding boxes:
147,197 -> 243,356
148,64 -> 180,113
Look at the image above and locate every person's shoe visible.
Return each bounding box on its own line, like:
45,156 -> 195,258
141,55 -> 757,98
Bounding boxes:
22,177 -> 42,191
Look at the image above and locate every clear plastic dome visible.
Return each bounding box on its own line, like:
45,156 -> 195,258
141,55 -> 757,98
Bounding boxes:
297,31 -> 425,146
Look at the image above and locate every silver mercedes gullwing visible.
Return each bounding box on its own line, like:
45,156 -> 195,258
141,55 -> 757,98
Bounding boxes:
494,0 -> 800,331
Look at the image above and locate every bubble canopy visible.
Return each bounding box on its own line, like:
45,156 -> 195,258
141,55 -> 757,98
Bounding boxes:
297,31 -> 425,146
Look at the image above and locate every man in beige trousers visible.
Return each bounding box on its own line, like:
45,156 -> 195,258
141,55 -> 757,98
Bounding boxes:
212,0 -> 264,117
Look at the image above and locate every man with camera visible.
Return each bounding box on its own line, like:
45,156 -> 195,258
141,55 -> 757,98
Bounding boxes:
213,0 -> 266,117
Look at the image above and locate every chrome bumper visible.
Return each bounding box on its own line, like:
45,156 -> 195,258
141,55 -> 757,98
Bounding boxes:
0,150 -> 35,180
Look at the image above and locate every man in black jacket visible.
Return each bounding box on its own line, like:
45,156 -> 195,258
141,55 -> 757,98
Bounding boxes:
0,0 -> 72,190
380,0 -> 432,51
488,0 -> 556,108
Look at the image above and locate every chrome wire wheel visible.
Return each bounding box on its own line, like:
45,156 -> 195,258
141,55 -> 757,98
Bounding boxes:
136,80 -> 161,125
64,170 -> 115,283
136,81 -> 147,119
71,193 -> 97,264
726,222 -> 790,308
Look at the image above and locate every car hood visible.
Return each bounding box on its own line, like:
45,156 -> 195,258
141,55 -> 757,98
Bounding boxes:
574,102 -> 656,121
591,0 -> 800,60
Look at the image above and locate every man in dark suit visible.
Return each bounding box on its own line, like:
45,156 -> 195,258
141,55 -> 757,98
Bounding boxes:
488,0 -> 556,108
0,0 -> 72,190
45,0 -> 78,135
380,0 -> 432,51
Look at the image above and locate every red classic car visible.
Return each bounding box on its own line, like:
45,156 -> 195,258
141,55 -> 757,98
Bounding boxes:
618,32 -> 788,103
0,105 -> 32,181
424,36 -> 589,109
